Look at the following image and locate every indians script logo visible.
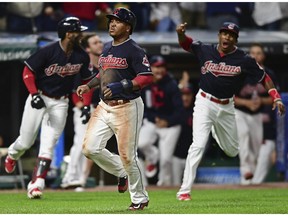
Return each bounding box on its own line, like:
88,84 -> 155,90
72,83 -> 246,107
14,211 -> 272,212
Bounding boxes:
99,55 -> 128,70
201,61 -> 241,77
45,63 -> 82,77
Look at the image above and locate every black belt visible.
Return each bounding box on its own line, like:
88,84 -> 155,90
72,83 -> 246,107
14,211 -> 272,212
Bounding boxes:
103,99 -> 130,106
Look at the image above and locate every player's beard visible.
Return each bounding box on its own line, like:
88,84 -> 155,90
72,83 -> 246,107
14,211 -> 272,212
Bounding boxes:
71,35 -> 82,49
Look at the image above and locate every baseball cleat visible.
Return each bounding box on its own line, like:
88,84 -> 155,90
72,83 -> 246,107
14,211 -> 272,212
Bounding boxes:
5,155 -> 16,173
244,172 -> 254,180
128,201 -> 149,210
145,164 -> 157,178
60,180 -> 83,189
118,175 -> 128,193
27,188 -> 42,199
177,193 -> 191,201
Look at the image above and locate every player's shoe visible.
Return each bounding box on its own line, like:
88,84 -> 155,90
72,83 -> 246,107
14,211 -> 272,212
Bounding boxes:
60,180 -> 83,189
118,175 -> 128,193
27,188 -> 42,199
145,164 -> 157,178
5,155 -> 16,173
244,172 -> 253,180
177,193 -> 191,201
128,201 -> 149,210
27,178 -> 45,199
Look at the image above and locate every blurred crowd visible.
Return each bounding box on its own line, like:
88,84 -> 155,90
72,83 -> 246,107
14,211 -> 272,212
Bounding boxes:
0,2 -> 288,33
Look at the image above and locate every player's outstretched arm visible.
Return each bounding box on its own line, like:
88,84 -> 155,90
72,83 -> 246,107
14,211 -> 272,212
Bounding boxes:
176,22 -> 193,52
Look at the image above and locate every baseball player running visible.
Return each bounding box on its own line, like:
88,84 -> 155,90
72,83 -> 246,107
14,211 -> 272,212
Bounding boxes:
76,7 -> 153,210
61,34 -> 103,189
4,17 -> 95,199
175,22 -> 285,201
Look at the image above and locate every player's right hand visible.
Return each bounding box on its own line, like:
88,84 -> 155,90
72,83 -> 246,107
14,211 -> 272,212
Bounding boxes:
76,85 -> 90,100
31,93 -> 46,109
273,100 -> 286,116
176,22 -> 187,35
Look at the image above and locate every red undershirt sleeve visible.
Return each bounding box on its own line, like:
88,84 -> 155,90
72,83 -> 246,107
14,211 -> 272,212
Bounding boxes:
133,75 -> 153,89
22,66 -> 38,95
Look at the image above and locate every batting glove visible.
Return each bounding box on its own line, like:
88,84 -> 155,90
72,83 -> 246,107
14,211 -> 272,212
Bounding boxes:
107,79 -> 133,95
31,93 -> 46,109
80,105 -> 91,124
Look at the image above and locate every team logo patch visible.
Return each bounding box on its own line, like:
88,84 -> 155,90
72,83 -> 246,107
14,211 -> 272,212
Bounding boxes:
228,23 -> 236,30
201,61 -> 241,77
142,55 -> 150,67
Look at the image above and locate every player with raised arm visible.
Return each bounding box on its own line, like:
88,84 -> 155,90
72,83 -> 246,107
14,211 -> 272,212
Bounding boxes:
4,17 -> 95,199
76,7 -> 153,210
175,22 -> 285,201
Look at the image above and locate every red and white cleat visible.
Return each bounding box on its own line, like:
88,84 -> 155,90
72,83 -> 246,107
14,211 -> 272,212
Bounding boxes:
5,155 -> 16,173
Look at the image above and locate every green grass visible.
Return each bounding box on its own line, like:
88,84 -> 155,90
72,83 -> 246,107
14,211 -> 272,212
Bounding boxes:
0,188 -> 288,214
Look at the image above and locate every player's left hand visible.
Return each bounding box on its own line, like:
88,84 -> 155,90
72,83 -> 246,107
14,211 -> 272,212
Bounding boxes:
105,79 -> 133,97
273,100 -> 286,116
31,93 -> 46,109
80,105 -> 91,124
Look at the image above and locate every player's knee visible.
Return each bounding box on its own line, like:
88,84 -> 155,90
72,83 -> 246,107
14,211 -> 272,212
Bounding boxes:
118,151 -> 132,168
82,145 -> 100,157
225,149 -> 239,157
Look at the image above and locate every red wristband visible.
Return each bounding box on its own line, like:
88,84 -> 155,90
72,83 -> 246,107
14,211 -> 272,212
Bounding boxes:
268,88 -> 281,102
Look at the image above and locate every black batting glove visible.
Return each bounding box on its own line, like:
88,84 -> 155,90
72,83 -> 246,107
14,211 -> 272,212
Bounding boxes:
107,79 -> 133,95
31,93 -> 46,109
80,105 -> 91,124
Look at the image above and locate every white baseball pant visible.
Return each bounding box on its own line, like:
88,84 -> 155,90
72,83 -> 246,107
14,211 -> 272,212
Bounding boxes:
177,90 -> 239,196
8,94 -> 69,160
252,140 -> 275,184
235,109 -> 263,184
172,156 -> 186,186
82,97 -> 149,204
138,118 -> 181,186
62,106 -> 89,186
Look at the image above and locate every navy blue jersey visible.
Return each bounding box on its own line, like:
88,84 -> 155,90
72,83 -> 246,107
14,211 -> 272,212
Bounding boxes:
25,41 -> 95,97
141,73 -> 184,126
98,38 -> 152,100
190,41 -> 265,99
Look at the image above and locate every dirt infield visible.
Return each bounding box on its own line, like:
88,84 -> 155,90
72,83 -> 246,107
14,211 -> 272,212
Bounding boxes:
1,182 -> 287,193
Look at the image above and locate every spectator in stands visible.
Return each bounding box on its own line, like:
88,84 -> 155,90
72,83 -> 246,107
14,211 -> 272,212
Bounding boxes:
179,2 -> 206,29
252,2 -> 282,30
149,3 -> 182,32
6,2 -> 44,33
234,43 -> 278,185
129,3 -> 151,32
279,3 -> 288,31
138,55 -> 184,186
62,2 -> 112,31
206,2 -> 240,30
